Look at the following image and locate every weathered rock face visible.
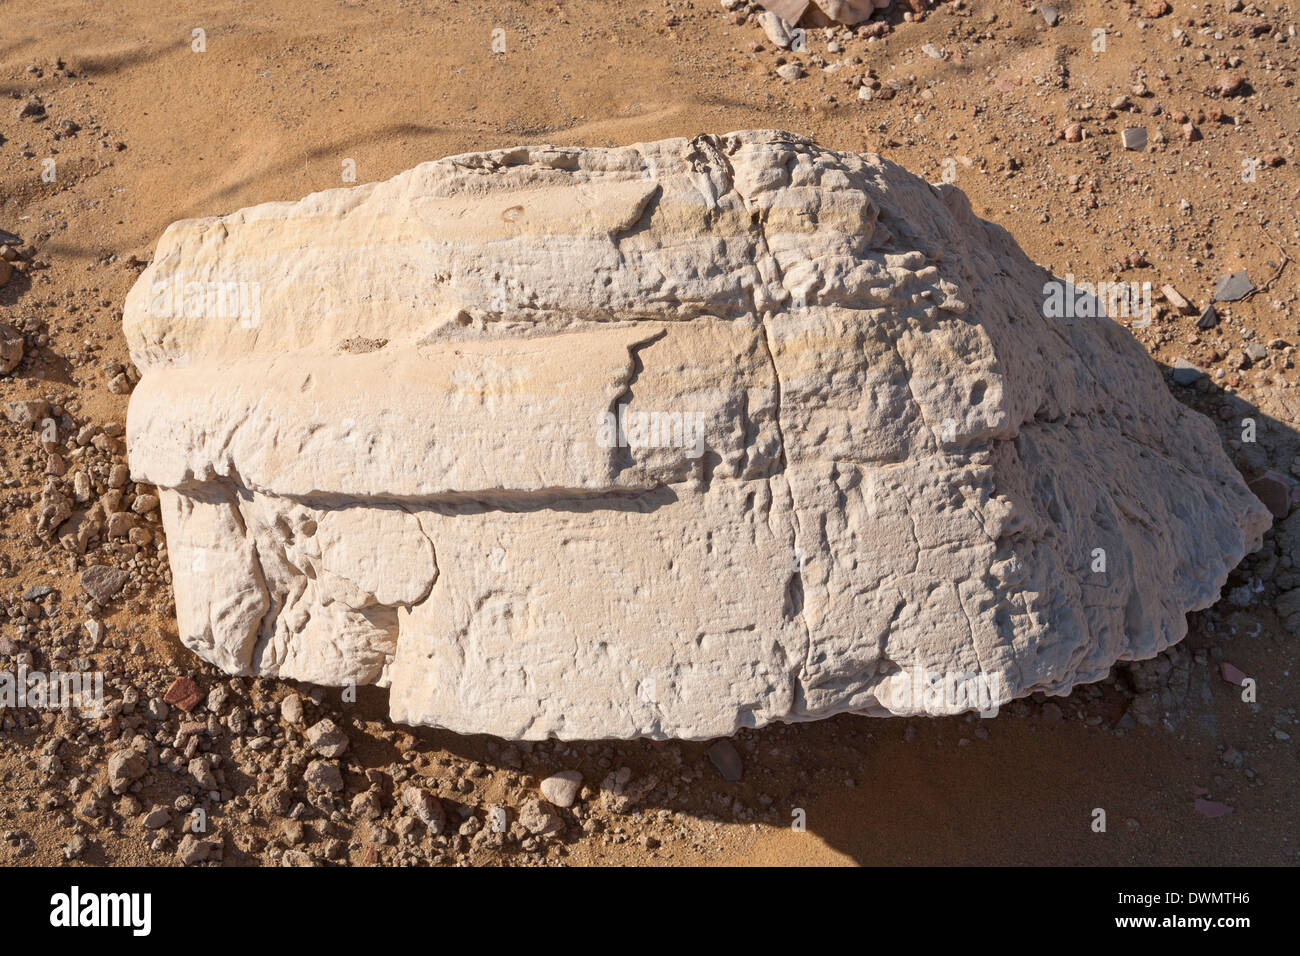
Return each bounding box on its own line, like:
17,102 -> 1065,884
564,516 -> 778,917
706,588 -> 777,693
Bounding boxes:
123,130 -> 1270,740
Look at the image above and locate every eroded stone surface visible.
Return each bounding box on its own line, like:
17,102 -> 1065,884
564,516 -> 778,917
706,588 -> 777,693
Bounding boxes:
123,130 -> 1270,740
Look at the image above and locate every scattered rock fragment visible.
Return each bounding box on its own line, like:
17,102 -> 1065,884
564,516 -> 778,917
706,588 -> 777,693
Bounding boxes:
305,718 -> 349,757
1170,358 -> 1205,385
757,0 -> 807,21
1194,798 -> 1233,819
3,400 -> 48,427
707,739 -> 744,781
106,748 -> 147,794
1219,662 -> 1248,686
1120,128 -> 1147,150
1161,285 -> 1194,315
304,759 -> 344,793
188,756 -> 218,790
35,481 -> 72,539
79,565 -> 129,605
162,676 -> 204,713
279,694 -> 303,724
1212,272 -> 1254,302
1216,73 -> 1247,97
401,786 -> 446,833
177,833 -> 214,864
539,770 -> 584,808
351,790 -> 383,820
64,835 -> 88,861
107,371 -> 133,395
518,798 -> 564,837
106,511 -> 135,538
143,808 -> 171,829
15,98 -> 44,120
757,11 -> 795,49
1246,471 -> 1298,519
599,767 -> 658,813
0,323 -> 22,375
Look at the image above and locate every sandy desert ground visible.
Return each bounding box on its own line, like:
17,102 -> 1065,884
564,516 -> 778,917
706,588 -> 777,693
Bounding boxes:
0,0 -> 1297,866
